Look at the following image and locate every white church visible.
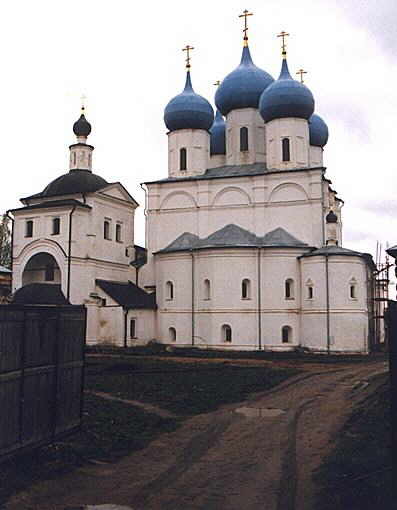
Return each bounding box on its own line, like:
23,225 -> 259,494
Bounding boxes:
9,22 -> 380,353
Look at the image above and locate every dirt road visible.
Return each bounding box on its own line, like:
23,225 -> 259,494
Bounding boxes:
6,359 -> 387,510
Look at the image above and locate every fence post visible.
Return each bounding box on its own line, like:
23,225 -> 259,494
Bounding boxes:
385,300 -> 397,490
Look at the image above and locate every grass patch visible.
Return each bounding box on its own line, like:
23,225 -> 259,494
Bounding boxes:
315,374 -> 392,510
0,393 -> 178,507
85,355 -> 299,415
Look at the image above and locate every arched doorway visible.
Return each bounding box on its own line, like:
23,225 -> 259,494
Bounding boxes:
22,252 -> 61,286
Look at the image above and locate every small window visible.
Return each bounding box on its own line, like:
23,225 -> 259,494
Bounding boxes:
204,279 -> 211,300
169,327 -> 176,342
130,319 -> 136,339
52,217 -> 60,235
104,220 -> 111,240
282,138 -> 290,162
350,285 -> 356,299
222,324 -> 232,343
308,286 -> 313,299
180,148 -> 187,171
166,281 -> 174,300
73,152 -> 76,165
282,325 -> 292,343
45,264 -> 54,282
25,220 -> 33,238
240,127 -> 249,151
242,279 -> 251,299
116,224 -> 122,243
285,279 -> 294,299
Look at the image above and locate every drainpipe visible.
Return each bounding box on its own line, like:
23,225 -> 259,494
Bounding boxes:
191,250 -> 195,346
257,248 -> 262,350
123,308 -> 128,348
325,254 -> 330,354
67,205 -> 77,301
321,172 -> 326,246
5,210 -> 14,274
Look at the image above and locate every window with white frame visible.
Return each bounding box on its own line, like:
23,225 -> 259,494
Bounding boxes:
166,281 -> 174,300
282,325 -> 292,343
25,220 -> 33,238
104,219 -> 111,240
242,279 -> 251,299
130,318 -> 136,339
169,327 -> 176,342
285,279 -> 294,299
222,324 -> 232,343
204,279 -> 211,300
349,278 -> 358,299
52,217 -> 60,235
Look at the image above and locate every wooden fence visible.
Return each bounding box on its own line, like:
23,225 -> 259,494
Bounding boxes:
0,304 -> 86,460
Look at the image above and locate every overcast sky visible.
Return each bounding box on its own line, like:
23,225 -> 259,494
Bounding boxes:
1,0 -> 396,262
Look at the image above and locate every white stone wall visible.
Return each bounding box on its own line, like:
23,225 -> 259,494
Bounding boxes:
309,145 -> 323,168
300,255 -> 369,353
168,129 -> 210,177
266,118 -> 310,170
225,108 -> 266,165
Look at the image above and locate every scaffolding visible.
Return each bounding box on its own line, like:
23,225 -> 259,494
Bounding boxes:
372,242 -> 392,349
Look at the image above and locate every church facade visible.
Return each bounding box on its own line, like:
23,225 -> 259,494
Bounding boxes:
10,27 -> 379,353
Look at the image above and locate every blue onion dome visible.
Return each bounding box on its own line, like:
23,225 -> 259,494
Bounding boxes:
309,113 -> 329,147
210,110 -> 226,155
164,71 -> 214,132
215,46 -> 274,116
73,109 -> 92,137
259,57 -> 315,123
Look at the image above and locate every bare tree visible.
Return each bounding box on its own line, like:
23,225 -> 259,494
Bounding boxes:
0,214 -> 11,268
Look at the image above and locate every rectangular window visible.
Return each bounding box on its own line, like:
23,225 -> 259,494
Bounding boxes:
130,319 -> 136,339
308,286 -> 313,299
116,223 -> 122,243
350,285 -> 356,299
52,217 -> 60,235
25,220 -> 33,238
104,219 -> 111,240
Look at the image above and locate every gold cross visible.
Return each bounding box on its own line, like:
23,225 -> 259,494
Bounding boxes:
182,45 -> 194,69
239,9 -> 253,45
213,80 -> 221,87
296,69 -> 307,83
277,31 -> 290,54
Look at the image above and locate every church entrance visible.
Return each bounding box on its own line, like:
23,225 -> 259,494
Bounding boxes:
22,252 -> 61,286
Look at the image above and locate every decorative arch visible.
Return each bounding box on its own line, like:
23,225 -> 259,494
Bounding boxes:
222,324 -> 232,343
22,252 -> 61,286
269,182 -> 308,203
160,191 -> 198,210
281,325 -> 292,343
212,186 -> 251,207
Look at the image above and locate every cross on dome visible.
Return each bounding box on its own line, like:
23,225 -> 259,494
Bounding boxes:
296,68 -> 307,83
182,45 -> 194,69
239,9 -> 253,46
277,30 -> 290,56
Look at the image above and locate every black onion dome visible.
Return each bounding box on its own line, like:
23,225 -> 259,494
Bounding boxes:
73,113 -> 92,137
326,210 -> 338,223
40,170 -> 108,198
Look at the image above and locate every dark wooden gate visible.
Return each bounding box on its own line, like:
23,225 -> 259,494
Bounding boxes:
0,304 -> 86,460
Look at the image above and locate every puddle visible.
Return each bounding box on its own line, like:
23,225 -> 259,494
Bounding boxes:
235,406 -> 286,418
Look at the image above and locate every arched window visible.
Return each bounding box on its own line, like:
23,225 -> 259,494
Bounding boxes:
285,279 -> 294,299
180,148 -> 187,171
52,217 -> 60,235
204,279 -> 211,300
166,281 -> 174,300
282,138 -> 290,162
169,327 -> 176,342
242,279 -> 251,299
349,278 -> 357,299
222,324 -> 232,343
308,286 -> 313,299
25,220 -> 33,238
282,326 -> 292,343
104,220 -> 111,240
240,127 -> 249,151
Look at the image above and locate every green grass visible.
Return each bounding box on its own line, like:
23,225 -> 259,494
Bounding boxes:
85,356 -> 299,415
315,374 -> 392,510
0,394 -> 178,506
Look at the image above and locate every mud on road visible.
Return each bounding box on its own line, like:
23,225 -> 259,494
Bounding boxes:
6,358 -> 388,510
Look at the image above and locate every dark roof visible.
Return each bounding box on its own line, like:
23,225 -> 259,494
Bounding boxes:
96,279 -> 157,310
11,283 -> 70,305
157,224 -> 309,254
22,169 -> 108,200
299,245 -> 366,259
11,199 -> 91,213
143,163 -> 325,185
73,113 -> 92,137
